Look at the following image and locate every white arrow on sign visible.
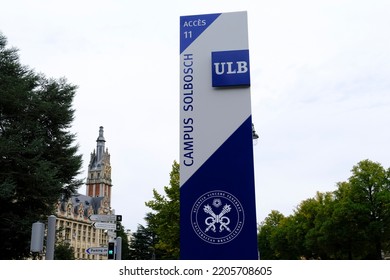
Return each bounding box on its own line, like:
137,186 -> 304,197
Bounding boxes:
86,247 -> 108,255
88,214 -> 116,222
92,222 -> 117,230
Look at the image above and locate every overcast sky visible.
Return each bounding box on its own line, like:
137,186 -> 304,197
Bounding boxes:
2,0 -> 390,231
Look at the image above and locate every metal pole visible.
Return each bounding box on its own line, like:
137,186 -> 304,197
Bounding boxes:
116,237 -> 122,260
46,215 -> 56,260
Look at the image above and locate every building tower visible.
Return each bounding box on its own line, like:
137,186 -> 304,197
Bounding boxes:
55,126 -> 114,259
86,126 -> 112,212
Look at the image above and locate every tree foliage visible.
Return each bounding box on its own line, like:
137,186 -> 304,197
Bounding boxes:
54,241 -> 75,260
143,161 -> 180,259
258,159 -> 390,259
128,217 -> 160,260
257,210 -> 286,260
0,33 -> 83,259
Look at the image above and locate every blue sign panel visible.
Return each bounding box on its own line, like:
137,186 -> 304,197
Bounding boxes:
180,11 -> 258,260
212,50 -> 251,87
180,118 -> 258,259
180,13 -> 221,54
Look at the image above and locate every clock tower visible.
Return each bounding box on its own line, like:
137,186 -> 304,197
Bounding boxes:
86,126 -> 112,211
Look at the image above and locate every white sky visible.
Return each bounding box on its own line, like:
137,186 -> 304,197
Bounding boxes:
2,0 -> 390,232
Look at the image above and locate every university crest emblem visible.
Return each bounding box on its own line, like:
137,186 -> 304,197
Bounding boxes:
191,190 -> 245,244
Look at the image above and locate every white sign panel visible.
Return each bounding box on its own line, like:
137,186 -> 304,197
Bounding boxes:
92,222 -> 117,231
88,214 -> 117,222
107,230 -> 116,238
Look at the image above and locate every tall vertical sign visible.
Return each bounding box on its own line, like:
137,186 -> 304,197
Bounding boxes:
180,11 -> 258,259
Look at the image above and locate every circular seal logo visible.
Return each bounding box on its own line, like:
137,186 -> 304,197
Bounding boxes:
191,190 -> 244,245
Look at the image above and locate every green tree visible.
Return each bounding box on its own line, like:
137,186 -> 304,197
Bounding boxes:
129,222 -> 158,260
330,181 -> 368,259
116,222 -> 131,260
54,241 -> 75,260
293,192 -> 335,259
343,159 -> 390,259
258,210 -> 286,259
257,159 -> 390,260
310,192 -> 339,259
145,161 -> 180,259
0,33 -> 83,259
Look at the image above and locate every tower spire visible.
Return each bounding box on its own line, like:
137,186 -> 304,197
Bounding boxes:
86,126 -> 112,205
96,126 -> 106,162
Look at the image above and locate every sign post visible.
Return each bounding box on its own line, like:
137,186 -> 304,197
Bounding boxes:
180,11 -> 258,260
89,214 -> 122,238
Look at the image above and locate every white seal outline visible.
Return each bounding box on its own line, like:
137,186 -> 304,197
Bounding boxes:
191,190 -> 245,245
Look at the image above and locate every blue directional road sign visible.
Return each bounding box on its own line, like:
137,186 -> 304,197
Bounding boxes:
86,247 -> 108,255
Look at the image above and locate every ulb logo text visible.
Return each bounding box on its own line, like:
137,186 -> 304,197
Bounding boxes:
211,50 -> 250,87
